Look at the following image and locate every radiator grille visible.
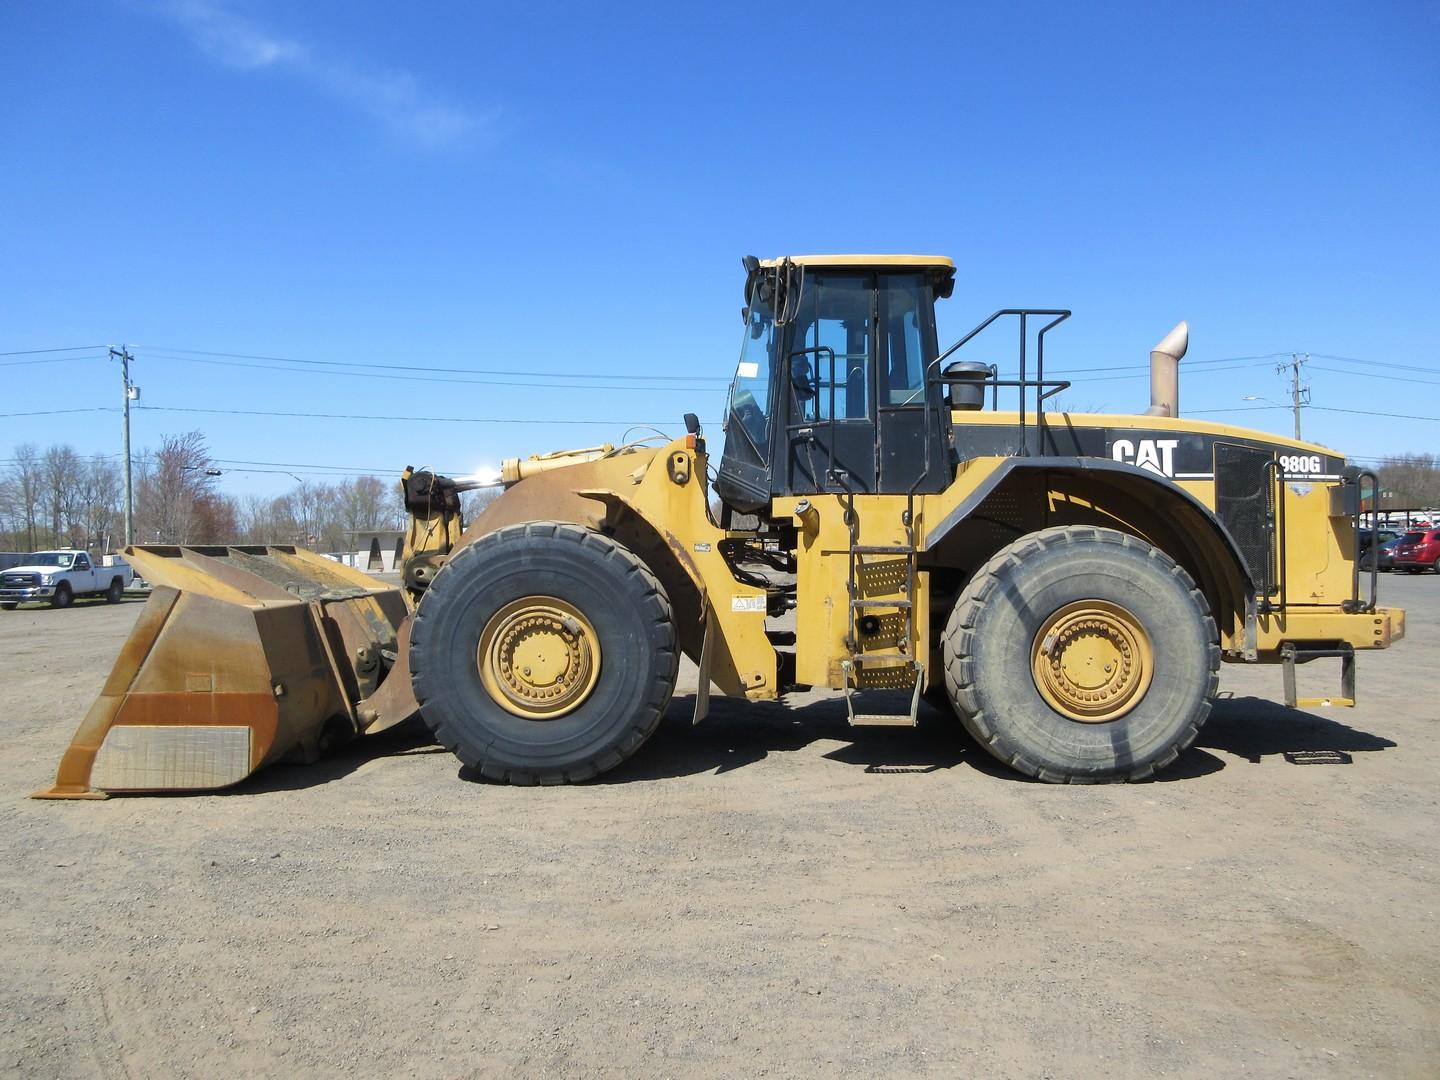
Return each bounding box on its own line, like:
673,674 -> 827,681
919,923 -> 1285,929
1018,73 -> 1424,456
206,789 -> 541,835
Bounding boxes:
1214,443 -> 1275,593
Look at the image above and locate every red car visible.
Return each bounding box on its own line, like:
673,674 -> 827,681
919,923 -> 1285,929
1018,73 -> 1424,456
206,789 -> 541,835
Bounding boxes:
1393,528 -> 1440,573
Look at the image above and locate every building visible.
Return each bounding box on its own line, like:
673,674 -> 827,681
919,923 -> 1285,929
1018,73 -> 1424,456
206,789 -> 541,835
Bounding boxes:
330,530 -> 406,574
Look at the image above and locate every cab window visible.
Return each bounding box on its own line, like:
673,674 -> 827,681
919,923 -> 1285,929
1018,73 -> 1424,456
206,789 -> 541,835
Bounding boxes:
880,275 -> 931,405
790,274 -> 871,422
729,296 -> 777,452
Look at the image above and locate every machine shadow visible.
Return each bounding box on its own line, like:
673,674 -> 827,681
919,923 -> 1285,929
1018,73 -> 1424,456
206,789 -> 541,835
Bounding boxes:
596,694 -> 977,784
226,717 -> 446,795
227,691 -> 1395,795
1199,694 -> 1397,764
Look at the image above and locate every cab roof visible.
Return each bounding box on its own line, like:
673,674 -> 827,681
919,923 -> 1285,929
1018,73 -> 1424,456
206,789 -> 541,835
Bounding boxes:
759,254 -> 955,270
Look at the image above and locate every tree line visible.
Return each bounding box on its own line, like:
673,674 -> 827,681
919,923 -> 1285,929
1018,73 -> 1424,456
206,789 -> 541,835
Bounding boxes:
0,432 -> 409,554
1374,453 -> 1440,510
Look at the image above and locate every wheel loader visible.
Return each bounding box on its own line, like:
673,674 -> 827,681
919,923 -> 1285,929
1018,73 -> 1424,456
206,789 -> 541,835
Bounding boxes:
35,254 -> 1406,797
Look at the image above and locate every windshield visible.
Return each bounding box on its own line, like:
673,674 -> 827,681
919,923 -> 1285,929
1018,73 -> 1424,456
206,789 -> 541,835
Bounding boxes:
25,552 -> 74,567
1401,532 -> 1424,544
725,295 -> 776,455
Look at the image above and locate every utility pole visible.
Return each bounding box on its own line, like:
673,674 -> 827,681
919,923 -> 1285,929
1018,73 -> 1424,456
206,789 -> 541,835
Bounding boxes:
110,346 -> 137,546
1278,353 -> 1309,441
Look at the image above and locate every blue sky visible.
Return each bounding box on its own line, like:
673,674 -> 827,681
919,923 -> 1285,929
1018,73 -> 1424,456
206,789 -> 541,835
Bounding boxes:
2,0 -> 1437,494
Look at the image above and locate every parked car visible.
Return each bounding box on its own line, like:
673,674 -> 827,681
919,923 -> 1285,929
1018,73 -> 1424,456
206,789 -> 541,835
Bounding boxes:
1361,536 -> 1403,572
0,549 -> 134,609
1393,529 -> 1440,574
1358,527 -> 1399,554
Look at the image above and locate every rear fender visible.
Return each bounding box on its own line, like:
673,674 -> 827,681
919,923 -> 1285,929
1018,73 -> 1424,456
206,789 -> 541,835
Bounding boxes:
924,457 -> 1254,650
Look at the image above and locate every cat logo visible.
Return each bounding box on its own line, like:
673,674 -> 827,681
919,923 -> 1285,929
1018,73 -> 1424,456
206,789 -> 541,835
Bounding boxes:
1111,438 -> 1179,477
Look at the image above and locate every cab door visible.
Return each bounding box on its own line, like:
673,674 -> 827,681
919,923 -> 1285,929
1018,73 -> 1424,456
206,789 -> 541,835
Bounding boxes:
70,552 -> 95,593
875,274 -> 947,494
784,272 -> 878,495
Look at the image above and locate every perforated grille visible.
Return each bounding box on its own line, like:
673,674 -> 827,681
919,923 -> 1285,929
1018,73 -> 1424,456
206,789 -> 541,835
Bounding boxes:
1214,443 -> 1274,592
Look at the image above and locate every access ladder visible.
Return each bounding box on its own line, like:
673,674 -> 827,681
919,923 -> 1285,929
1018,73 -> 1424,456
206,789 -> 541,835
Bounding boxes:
839,494 -> 924,727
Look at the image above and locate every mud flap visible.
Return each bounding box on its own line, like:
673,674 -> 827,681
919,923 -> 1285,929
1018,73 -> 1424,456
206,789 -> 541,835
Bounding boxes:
693,608 -> 714,725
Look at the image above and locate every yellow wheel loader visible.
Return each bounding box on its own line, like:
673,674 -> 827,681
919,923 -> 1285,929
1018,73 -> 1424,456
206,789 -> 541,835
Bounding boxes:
36,255 -> 1406,797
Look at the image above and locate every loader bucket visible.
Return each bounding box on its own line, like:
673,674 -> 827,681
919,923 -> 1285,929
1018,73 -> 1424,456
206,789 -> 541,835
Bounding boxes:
33,545 -> 411,799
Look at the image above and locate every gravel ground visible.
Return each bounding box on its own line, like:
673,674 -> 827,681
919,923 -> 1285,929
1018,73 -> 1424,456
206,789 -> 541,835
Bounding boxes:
1,573 -> 1436,1078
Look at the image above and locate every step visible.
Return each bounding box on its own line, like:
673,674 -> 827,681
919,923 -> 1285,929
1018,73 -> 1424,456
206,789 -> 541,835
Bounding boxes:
848,652 -> 916,665
850,545 -> 916,555
851,598 -> 912,609
1281,642 -> 1356,709
840,658 -> 926,729
848,713 -> 918,728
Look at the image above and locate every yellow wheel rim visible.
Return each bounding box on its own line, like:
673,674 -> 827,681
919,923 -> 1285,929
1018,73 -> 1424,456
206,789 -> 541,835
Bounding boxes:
1031,600 -> 1153,723
478,596 -> 602,720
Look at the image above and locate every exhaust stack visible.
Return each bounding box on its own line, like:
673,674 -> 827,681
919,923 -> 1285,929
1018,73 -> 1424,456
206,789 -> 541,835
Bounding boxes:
1145,321 -> 1189,418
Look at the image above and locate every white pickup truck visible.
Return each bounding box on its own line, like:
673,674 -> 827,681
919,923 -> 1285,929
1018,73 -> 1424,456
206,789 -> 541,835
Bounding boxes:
0,549 -> 134,609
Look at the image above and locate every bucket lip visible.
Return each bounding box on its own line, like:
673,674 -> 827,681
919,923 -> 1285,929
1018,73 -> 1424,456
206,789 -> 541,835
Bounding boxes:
122,544 -> 393,605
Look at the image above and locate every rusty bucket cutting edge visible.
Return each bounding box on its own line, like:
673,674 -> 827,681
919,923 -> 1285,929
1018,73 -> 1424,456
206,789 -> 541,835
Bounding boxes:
32,545 -> 418,799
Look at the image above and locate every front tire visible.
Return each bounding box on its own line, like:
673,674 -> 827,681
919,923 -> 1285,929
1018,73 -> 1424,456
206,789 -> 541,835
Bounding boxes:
50,583 -> 73,609
410,522 -> 678,785
1,602 -> 16,610
942,526 -> 1218,783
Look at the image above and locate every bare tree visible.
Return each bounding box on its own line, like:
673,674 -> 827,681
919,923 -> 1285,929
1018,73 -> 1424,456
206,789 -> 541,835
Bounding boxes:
77,455 -> 122,551
334,476 -> 403,541
135,432 -> 221,543
42,445 -> 85,547
281,480 -> 337,548
6,443 -> 44,551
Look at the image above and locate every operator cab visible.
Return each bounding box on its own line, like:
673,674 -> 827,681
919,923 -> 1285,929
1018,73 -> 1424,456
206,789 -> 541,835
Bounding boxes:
716,255 -> 957,514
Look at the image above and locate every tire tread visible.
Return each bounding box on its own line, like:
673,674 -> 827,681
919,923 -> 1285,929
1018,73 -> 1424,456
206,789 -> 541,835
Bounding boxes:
941,525 -> 1219,784
410,521 -> 677,785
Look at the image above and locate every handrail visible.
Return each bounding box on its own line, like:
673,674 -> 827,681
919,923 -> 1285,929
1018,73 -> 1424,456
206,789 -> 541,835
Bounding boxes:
1355,469 -> 1380,613
783,346 -> 839,486
926,309 -> 1072,457
1259,459 -> 1287,614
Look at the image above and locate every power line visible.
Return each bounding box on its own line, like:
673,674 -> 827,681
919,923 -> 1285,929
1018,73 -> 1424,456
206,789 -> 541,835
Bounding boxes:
0,345 -> 109,356
0,353 -> 110,368
1310,364 -> 1440,388
1185,405 -> 1280,416
0,407 -> 120,418
149,352 -> 728,393
144,345 -> 731,383
212,456 -> 403,473
1314,405 -> 1440,423
136,405 -> 679,426
206,465 -> 397,479
1007,359 -> 1276,385
1310,353 -> 1440,375
1192,403 -> 1440,423
1044,352 -> 1289,375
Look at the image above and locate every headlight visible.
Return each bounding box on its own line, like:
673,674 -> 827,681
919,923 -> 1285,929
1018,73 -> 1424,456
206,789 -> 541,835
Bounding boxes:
41,574 -> 54,585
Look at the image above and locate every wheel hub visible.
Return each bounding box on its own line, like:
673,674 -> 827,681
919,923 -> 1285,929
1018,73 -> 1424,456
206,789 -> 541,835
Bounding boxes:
1031,600 -> 1153,723
478,597 -> 601,719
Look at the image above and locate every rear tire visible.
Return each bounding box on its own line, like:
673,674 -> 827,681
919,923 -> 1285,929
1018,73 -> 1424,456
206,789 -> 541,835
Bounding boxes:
942,526 -> 1218,783
1,602 -> 16,610
106,578 -> 124,603
410,522 -> 678,785
50,583 -> 72,609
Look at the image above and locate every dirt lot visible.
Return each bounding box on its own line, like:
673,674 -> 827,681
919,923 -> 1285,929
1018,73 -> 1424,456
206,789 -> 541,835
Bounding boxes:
1,573 -> 1436,1079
